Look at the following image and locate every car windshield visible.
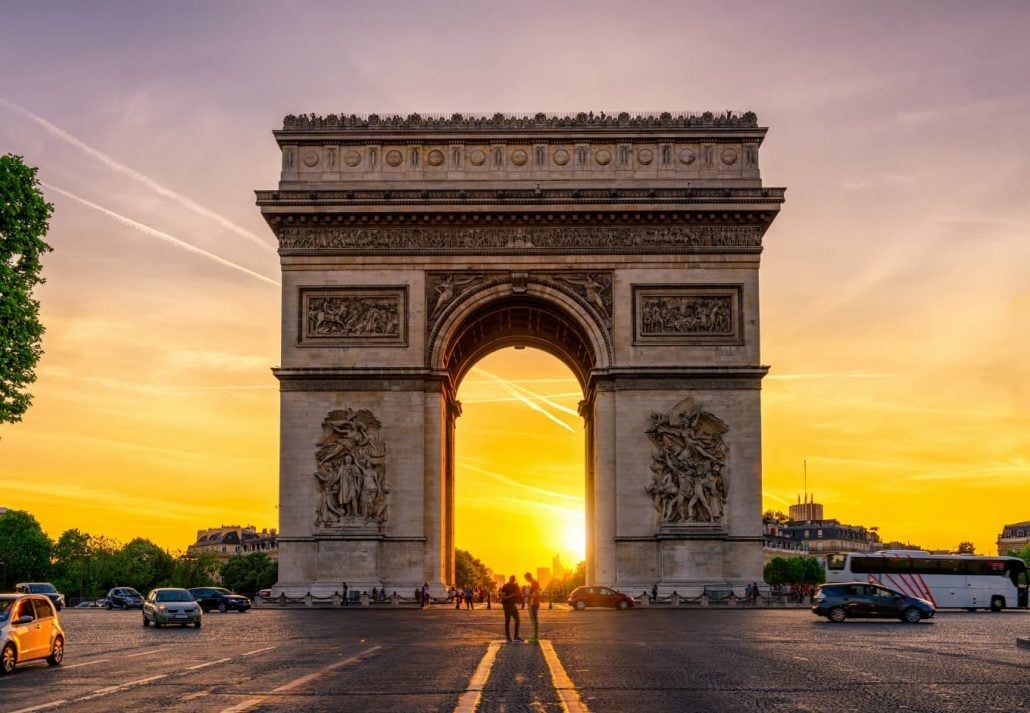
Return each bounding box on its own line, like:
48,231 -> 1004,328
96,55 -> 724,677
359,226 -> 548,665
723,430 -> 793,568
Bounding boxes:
29,584 -> 57,594
125,588 -> 141,596
156,590 -> 193,602
213,588 -> 232,595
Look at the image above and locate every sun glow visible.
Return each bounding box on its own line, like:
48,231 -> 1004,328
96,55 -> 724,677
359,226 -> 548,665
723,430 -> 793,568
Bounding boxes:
454,348 -> 585,578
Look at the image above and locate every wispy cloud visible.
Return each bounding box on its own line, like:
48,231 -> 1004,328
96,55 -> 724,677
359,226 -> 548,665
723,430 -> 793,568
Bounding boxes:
473,368 -> 579,431
457,460 -> 583,504
0,97 -> 276,253
42,182 -> 280,287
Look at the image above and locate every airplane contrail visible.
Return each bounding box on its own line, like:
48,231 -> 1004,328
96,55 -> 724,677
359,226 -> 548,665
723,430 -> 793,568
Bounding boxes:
474,369 -> 577,431
42,182 -> 280,287
477,368 -> 580,417
0,97 -> 276,253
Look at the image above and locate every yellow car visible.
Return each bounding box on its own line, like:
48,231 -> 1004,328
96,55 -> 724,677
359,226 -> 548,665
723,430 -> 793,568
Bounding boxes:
0,594 -> 66,674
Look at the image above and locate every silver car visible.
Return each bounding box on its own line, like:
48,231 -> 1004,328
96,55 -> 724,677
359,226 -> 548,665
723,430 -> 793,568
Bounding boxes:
1,594 -> 66,674
142,588 -> 202,628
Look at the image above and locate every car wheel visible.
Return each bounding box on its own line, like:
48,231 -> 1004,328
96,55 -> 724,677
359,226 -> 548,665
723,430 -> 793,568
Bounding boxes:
105,601 -> 112,610
218,602 -> 228,614
617,600 -> 629,610
901,607 -> 922,624
47,636 -> 64,666
143,615 -> 150,628
154,619 -> 163,628
574,600 -> 587,611
828,607 -> 846,623
1,643 -> 16,675
194,619 -> 202,629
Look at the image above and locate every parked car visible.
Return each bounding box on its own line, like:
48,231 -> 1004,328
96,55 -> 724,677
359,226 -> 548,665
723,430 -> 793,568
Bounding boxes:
188,587 -> 251,613
812,582 -> 935,623
13,583 -> 64,611
142,588 -> 202,628
0,593 -> 66,674
105,587 -> 143,610
567,586 -> 636,610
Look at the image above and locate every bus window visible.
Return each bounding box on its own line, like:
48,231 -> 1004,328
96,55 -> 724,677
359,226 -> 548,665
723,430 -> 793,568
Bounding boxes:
826,553 -> 847,571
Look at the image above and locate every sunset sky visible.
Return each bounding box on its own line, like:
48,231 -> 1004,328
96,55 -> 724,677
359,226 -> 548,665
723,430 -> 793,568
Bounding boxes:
1,2 -> 1028,576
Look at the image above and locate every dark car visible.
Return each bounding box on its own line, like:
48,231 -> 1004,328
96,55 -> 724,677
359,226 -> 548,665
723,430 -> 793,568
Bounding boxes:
188,587 -> 251,613
13,583 -> 64,611
567,585 -> 636,610
105,587 -> 143,610
812,582 -> 935,623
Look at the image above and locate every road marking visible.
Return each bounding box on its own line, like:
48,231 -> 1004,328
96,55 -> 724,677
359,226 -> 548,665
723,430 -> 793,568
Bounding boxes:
187,656 -> 232,670
241,646 -> 277,656
453,641 -> 502,713
125,646 -> 172,658
219,645 -> 383,713
5,701 -> 68,713
540,640 -> 589,713
182,690 -> 212,701
76,674 -> 167,701
61,658 -> 109,670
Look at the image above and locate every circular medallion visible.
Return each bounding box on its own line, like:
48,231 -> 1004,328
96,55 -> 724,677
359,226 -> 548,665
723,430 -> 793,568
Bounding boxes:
595,149 -> 612,166
385,150 -> 403,167
553,149 -> 570,166
427,149 -> 445,167
343,151 -> 361,167
720,148 -> 739,166
469,149 -> 487,166
679,148 -> 697,165
510,149 -> 529,166
637,148 -> 654,165
302,151 -> 320,168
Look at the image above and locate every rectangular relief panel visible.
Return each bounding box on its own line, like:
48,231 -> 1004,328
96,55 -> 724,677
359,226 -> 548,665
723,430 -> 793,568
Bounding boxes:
633,285 -> 743,345
299,286 -> 408,347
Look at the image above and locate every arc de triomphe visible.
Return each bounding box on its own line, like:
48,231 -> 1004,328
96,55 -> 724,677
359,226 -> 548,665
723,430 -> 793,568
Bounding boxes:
256,112 -> 785,597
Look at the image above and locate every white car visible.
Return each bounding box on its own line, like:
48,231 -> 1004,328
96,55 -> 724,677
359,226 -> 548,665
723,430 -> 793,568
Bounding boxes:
142,588 -> 202,628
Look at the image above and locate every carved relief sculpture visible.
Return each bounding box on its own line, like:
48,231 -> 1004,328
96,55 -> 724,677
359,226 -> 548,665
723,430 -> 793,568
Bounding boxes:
645,398 -> 728,527
554,273 -> 613,327
313,408 -> 389,528
300,288 -> 407,346
634,286 -> 742,345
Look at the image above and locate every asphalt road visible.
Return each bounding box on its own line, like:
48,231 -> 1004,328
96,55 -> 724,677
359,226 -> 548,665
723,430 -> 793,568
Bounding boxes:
1,606 -> 1028,713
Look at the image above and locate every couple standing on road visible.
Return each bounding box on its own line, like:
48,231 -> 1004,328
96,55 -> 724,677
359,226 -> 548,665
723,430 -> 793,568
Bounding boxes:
500,572 -> 540,642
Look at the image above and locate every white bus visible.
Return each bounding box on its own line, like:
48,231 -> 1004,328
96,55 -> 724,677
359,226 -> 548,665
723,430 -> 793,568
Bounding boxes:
825,551 -> 1029,611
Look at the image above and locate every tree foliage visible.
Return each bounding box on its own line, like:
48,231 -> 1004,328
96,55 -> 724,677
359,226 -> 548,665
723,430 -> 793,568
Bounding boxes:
171,549 -> 221,589
955,541 -> 976,555
1007,544 -> 1030,568
0,509 -> 53,588
762,509 -> 790,523
454,549 -> 495,593
112,538 -> 175,593
0,154 -> 54,425
220,552 -> 277,595
763,556 -> 825,587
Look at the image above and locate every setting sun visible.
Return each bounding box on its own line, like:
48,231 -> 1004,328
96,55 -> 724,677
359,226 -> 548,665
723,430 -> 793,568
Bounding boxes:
455,348 -> 585,578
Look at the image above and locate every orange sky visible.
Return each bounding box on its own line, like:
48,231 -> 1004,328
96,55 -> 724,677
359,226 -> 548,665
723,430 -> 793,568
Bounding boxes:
1,3 -> 1028,575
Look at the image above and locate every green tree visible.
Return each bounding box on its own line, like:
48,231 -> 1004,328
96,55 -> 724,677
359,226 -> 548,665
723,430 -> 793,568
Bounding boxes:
955,541 -> 976,555
1006,544 -> 1030,568
0,509 -> 53,587
763,556 -> 824,587
171,550 -> 221,589
220,552 -> 277,595
50,528 -> 93,601
113,538 -> 175,593
454,549 -> 495,594
762,509 -> 790,524
0,154 -> 54,425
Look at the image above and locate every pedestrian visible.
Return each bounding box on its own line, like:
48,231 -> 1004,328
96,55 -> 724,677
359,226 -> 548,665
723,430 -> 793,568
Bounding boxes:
421,582 -> 430,608
524,572 -> 541,642
500,575 -> 522,642
464,585 -> 474,610
342,582 -> 349,606
651,583 -> 658,602
415,587 -> 421,607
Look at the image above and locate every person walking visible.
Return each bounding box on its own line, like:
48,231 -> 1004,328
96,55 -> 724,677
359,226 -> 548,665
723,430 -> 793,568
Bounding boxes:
524,572 -> 541,642
421,582 -> 430,609
500,575 -> 522,642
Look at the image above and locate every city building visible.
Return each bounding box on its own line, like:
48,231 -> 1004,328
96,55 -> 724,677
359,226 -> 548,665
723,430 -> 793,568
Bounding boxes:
997,521 -> 1030,555
188,525 -> 279,564
763,495 -> 881,562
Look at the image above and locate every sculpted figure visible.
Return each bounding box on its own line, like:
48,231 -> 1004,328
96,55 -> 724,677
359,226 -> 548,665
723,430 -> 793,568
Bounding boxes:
312,408 -> 389,528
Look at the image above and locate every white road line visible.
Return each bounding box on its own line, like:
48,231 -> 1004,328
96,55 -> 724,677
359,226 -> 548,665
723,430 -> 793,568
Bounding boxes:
187,657 -> 232,670
540,640 -> 589,713
60,658 -> 109,670
219,645 -> 383,713
453,641 -> 502,713
75,674 -> 167,701
241,646 -> 277,656
5,701 -> 68,713
125,646 -> 172,658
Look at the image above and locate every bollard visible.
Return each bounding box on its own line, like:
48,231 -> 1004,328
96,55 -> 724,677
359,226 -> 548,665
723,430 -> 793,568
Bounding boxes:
360,592 -> 370,607
701,592 -> 708,607
391,592 -> 399,606
304,592 -> 312,608
333,591 -> 341,607
671,592 -> 680,607
640,593 -> 650,607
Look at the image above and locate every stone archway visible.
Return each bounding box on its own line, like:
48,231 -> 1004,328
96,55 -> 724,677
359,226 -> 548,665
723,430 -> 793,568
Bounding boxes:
258,111 -> 785,597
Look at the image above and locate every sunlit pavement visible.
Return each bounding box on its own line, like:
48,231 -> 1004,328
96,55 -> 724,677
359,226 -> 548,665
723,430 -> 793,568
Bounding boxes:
1,608 -> 1027,713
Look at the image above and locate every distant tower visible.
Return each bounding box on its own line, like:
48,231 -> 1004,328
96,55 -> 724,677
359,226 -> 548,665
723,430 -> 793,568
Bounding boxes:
789,494 -> 824,522
552,554 -> 566,578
